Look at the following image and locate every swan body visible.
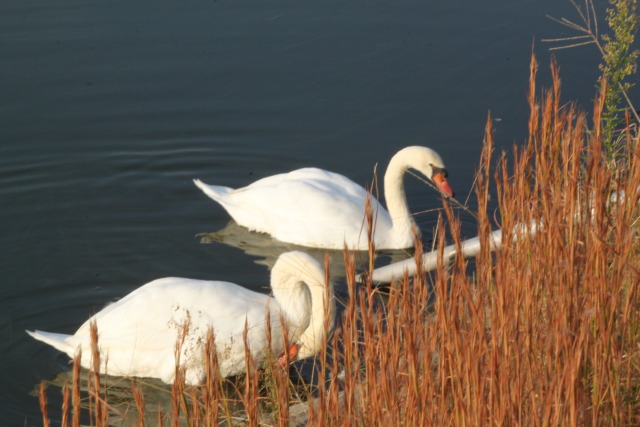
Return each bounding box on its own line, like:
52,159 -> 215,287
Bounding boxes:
194,146 -> 453,250
27,251 -> 334,385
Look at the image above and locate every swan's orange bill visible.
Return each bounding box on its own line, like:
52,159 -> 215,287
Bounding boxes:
277,344 -> 299,366
433,172 -> 454,198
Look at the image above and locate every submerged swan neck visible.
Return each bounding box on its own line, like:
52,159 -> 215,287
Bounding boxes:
270,252 -> 334,359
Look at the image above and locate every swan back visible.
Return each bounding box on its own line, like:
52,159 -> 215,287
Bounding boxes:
270,251 -> 334,359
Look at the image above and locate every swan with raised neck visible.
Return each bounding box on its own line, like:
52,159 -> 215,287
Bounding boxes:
193,145 -> 453,250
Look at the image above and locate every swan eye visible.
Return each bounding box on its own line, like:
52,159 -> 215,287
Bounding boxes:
430,165 -> 447,179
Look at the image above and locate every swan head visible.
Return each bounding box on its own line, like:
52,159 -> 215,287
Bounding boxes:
393,146 -> 454,198
430,165 -> 454,198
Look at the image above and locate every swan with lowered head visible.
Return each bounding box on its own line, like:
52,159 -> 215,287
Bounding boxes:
27,251 -> 334,385
194,146 -> 453,250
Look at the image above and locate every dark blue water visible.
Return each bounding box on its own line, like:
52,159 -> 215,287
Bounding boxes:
1,0 -> 606,424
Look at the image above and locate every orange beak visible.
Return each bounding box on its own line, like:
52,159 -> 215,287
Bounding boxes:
432,172 -> 454,198
277,344 -> 299,366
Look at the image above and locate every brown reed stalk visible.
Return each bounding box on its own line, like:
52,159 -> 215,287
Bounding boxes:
202,328 -> 220,425
88,320 -> 105,426
278,322 -> 293,427
188,386 -> 200,426
241,319 -> 259,426
203,327 -> 239,425
61,380 -> 69,427
364,193 -> 376,276
342,245 -> 358,418
131,380 -> 145,427
308,313 -> 328,422
39,382 -> 50,427
157,403 -> 163,427
171,320 -> 189,426
72,350 -> 81,427
259,306 -> 291,427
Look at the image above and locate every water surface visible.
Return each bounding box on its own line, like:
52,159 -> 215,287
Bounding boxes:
1,0 -> 605,424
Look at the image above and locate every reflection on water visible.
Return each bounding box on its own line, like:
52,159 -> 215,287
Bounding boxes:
38,358 -> 320,426
36,369 -> 171,426
38,368 -> 229,426
198,221 -> 414,280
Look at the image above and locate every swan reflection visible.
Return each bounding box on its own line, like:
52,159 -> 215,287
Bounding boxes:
198,221 -> 413,280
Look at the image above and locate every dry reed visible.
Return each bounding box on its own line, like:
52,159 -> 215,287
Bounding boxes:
39,382 -> 50,427
38,52 -> 639,425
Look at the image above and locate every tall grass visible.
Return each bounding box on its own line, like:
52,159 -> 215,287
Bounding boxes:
38,53 -> 639,425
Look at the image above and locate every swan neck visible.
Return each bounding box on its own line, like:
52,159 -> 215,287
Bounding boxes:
298,275 -> 333,359
383,151 -> 417,231
271,255 -> 334,359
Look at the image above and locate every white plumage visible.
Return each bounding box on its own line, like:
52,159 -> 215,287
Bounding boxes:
27,251 -> 334,385
194,146 -> 453,250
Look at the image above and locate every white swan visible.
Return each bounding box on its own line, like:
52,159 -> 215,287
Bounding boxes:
194,146 -> 453,250
27,251 -> 334,385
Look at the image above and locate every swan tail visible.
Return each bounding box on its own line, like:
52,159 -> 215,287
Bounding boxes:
27,330 -> 76,356
193,179 -> 233,203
